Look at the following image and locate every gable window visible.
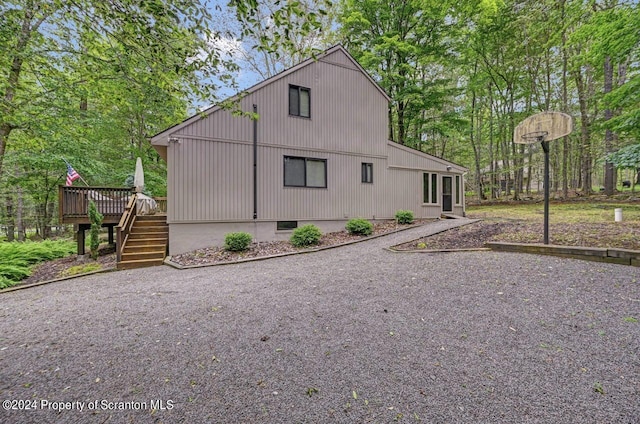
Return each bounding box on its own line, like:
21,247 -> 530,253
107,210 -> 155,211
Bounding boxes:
423,172 -> 438,204
361,163 -> 373,183
289,85 -> 310,118
284,156 -> 326,188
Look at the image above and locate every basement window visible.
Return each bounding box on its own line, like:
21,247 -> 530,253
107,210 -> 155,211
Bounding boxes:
277,221 -> 298,231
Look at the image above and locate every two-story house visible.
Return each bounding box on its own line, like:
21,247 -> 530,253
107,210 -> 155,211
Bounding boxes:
151,45 -> 466,255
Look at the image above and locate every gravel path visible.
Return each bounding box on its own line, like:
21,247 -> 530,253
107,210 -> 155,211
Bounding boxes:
1,219 -> 639,424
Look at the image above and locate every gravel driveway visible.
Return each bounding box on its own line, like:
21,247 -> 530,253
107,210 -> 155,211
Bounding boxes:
1,219 -> 639,423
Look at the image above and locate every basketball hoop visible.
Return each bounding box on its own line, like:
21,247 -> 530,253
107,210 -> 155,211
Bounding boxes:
521,131 -> 548,143
514,112 -> 572,145
514,112 -> 574,245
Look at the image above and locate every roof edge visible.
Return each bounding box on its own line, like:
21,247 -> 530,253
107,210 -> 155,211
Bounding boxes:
387,141 -> 468,172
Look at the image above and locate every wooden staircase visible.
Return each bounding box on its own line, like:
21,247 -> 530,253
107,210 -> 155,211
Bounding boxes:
117,215 -> 168,269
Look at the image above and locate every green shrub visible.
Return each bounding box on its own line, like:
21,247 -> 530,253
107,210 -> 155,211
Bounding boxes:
224,232 -> 253,252
346,218 -> 373,236
0,240 -> 75,289
0,264 -> 30,282
88,200 -> 104,260
395,210 -> 414,224
290,224 -> 322,247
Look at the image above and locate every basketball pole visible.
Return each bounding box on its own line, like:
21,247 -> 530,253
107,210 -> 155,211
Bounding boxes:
541,139 -> 550,245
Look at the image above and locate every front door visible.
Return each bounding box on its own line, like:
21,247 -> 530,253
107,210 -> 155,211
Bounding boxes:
442,176 -> 453,212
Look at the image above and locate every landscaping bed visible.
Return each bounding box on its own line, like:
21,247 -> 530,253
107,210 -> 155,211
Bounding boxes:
171,219 -> 433,267
393,219 -> 640,251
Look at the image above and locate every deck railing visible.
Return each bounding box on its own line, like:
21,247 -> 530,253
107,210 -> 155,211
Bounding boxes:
59,186 -> 133,224
116,194 -> 138,263
154,197 -> 167,214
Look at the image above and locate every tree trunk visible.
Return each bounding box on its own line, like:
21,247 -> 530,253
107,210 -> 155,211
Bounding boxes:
603,56 -> 615,195
469,90 -> 485,201
0,6 -> 49,177
5,194 -> 15,241
17,185 -> 25,242
573,68 -> 592,195
560,0 -> 570,198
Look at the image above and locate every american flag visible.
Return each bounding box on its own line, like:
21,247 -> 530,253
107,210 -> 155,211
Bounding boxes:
66,163 -> 81,186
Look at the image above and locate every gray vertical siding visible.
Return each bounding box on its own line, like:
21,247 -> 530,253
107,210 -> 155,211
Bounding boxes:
168,139 -> 389,222
176,51 -> 389,157
160,46 -> 467,238
168,139 -> 253,222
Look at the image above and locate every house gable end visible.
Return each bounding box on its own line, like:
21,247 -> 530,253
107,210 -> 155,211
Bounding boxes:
150,46 -> 389,147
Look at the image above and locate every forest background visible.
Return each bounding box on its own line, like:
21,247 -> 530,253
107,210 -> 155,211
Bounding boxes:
1,0 -> 638,241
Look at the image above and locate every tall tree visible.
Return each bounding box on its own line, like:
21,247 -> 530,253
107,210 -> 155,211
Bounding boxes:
339,0 -> 458,147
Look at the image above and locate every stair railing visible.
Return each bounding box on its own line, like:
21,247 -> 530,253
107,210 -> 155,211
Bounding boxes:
116,193 -> 138,263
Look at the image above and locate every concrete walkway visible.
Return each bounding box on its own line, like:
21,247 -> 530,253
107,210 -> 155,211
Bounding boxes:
1,219 -> 638,424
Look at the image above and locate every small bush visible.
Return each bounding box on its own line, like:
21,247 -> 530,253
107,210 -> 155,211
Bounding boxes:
88,200 -> 103,260
395,210 -> 414,224
224,232 -> 253,252
346,218 -> 373,236
290,224 -> 322,247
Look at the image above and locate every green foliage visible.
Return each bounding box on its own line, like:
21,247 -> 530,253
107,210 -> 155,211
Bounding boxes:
0,240 -> 75,289
395,210 -> 414,225
345,218 -> 373,236
88,201 -> 103,260
290,224 -> 322,247
607,143 -> 640,169
0,265 -> 31,289
59,263 -> 102,278
224,232 -> 253,252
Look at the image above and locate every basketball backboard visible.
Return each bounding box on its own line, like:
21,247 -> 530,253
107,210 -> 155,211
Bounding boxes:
514,111 -> 573,144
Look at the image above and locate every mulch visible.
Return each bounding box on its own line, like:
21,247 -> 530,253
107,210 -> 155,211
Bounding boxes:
171,220 -> 432,267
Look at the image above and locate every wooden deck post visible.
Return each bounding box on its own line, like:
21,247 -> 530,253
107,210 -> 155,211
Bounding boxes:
107,224 -> 114,245
77,224 -> 88,255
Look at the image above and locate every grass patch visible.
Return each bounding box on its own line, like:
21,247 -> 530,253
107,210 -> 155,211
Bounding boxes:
465,201 -> 640,249
0,240 -> 75,289
58,263 -> 102,278
468,202 -> 640,223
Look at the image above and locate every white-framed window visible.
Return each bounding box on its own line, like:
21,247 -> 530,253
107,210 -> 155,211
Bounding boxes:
423,172 -> 438,204
455,175 -> 462,205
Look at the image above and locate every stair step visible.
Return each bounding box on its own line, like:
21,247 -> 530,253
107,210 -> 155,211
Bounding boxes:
117,258 -> 165,270
125,237 -> 167,246
128,231 -> 168,239
136,215 -> 166,221
123,244 -> 166,253
121,251 -> 166,261
117,213 -> 168,269
133,220 -> 167,227
131,226 -> 168,233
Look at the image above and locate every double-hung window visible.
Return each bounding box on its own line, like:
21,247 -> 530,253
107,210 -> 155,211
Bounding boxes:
289,85 -> 310,118
284,156 -> 327,188
423,172 -> 438,204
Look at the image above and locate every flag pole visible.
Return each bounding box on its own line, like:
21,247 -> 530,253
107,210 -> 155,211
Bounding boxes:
62,157 -> 90,186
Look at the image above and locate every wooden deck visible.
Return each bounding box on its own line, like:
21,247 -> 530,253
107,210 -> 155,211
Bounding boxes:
59,186 -> 167,261
59,186 -> 133,225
